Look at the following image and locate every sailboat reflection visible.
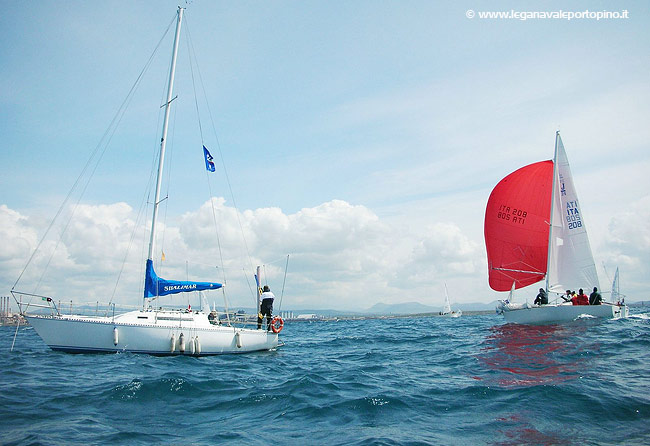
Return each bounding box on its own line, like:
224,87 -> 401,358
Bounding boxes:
478,323 -> 588,387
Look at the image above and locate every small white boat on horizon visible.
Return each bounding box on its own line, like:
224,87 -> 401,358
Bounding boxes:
484,132 -> 628,324
439,283 -> 462,318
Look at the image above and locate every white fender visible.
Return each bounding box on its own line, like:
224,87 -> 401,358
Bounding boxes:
235,331 -> 242,348
189,336 -> 195,355
194,336 -> 201,355
113,327 -> 119,346
170,333 -> 176,353
179,333 -> 185,353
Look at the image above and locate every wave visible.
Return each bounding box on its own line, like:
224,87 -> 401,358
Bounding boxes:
2,314 -> 649,445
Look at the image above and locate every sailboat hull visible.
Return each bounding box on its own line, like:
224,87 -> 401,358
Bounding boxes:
25,311 -> 279,355
501,303 -> 628,324
440,311 -> 462,318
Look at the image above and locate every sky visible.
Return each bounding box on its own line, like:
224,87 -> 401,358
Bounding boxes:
1,0 -> 649,313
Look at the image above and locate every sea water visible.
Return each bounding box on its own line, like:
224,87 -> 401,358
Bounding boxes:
1,311 -> 649,445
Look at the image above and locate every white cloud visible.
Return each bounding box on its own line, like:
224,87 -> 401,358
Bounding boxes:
4,2 -> 648,315
599,195 -> 650,295
0,205 -> 39,274
2,197 -> 495,312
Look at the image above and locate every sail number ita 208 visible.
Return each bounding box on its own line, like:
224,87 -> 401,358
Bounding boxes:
496,204 -> 527,224
565,201 -> 582,230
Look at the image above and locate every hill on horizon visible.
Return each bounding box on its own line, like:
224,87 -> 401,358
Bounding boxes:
366,301 -> 497,315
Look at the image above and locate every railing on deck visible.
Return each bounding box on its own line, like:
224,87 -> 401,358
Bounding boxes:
10,290 -> 261,328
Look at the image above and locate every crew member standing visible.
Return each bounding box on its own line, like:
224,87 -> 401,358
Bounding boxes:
257,285 -> 275,330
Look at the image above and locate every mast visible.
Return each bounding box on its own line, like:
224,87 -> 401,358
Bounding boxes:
147,7 -> 184,264
544,131 -> 560,294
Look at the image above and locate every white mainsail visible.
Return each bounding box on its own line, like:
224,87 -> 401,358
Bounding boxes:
546,134 -> 600,294
442,283 -> 452,314
611,267 -> 621,303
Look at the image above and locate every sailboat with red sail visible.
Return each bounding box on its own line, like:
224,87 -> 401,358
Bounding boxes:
484,132 -> 628,324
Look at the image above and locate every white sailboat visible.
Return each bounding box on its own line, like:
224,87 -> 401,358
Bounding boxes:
12,8 -> 283,354
439,283 -> 461,318
484,132 -> 628,324
610,267 -> 625,305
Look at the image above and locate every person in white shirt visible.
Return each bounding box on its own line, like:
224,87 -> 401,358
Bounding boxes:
257,285 -> 275,330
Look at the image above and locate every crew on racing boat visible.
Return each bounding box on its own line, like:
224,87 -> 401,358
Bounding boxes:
589,287 -> 603,305
572,289 -> 589,306
534,288 -> 548,306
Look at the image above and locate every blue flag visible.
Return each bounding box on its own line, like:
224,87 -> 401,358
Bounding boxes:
203,146 -> 215,172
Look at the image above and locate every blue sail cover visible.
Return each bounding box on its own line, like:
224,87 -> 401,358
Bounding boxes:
144,259 -> 222,298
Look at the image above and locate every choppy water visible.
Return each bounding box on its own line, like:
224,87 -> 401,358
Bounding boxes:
1,311 -> 649,445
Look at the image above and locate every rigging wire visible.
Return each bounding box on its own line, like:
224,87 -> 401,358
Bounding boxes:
183,15 -> 256,286
277,254 -> 290,313
108,85 -> 168,312
184,16 -> 235,323
184,16 -> 264,318
12,14 -> 178,296
185,19 -> 226,286
109,15 -> 180,311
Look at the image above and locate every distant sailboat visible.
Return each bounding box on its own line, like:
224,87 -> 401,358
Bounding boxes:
484,132 -> 628,324
439,283 -> 461,318
611,267 -> 625,305
12,8 -> 283,354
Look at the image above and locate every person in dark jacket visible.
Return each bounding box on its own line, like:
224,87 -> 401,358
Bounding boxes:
589,287 -> 603,305
534,288 -> 548,305
257,285 -> 275,330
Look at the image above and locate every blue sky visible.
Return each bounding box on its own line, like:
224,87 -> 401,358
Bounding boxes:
1,1 -> 649,312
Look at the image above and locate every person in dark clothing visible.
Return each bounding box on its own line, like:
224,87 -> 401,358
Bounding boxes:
534,288 -> 548,306
589,287 -> 603,305
257,285 -> 275,330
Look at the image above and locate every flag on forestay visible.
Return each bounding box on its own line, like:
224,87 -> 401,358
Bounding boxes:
203,146 -> 215,172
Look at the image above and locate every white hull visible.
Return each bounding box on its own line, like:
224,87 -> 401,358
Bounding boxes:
501,303 -> 628,324
440,310 -> 462,318
25,310 -> 279,355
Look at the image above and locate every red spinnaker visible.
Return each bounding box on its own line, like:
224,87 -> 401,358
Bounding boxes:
484,160 -> 553,291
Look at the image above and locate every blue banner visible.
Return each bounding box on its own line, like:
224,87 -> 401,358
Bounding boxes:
203,146 -> 215,172
144,259 -> 222,298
